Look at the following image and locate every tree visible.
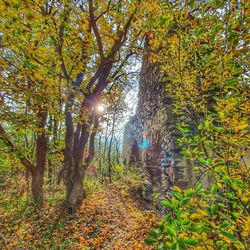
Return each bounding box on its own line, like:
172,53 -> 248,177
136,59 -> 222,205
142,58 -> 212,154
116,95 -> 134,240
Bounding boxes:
0,0 -> 62,207
58,0 -> 143,211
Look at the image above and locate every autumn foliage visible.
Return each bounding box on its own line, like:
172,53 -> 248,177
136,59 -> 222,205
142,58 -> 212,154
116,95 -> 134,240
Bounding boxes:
0,0 -> 249,249
143,0 -> 250,249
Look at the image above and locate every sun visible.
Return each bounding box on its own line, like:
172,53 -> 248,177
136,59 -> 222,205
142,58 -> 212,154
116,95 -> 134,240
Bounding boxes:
96,104 -> 104,113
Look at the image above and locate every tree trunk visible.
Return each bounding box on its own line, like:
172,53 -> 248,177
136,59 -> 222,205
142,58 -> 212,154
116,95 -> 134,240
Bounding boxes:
65,166 -> 86,212
47,158 -> 53,187
108,113 -> 116,183
64,115 -> 98,212
31,172 -> 44,208
63,117 -> 89,212
33,109 -> 48,207
115,137 -> 120,164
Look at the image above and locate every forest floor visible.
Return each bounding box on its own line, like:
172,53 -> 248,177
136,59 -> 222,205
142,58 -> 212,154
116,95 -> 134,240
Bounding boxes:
0,181 -> 158,250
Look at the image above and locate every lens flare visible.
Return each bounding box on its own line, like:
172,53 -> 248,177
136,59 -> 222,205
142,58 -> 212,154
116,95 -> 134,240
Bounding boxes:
96,104 -> 104,113
139,139 -> 150,149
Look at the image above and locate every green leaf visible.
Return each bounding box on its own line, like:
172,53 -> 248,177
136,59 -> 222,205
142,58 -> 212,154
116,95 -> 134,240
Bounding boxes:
198,124 -> 203,130
228,192 -> 236,200
144,238 -> 156,244
220,221 -> 229,229
182,219 -> 190,226
167,226 -> 176,237
195,183 -> 203,192
181,197 -> 190,207
161,200 -> 173,209
197,226 -> 210,233
171,242 -> 177,249
175,210 -> 182,220
150,229 -> 160,239
185,188 -> 194,197
174,192 -> 183,201
165,242 -> 172,249
172,198 -> 180,208
196,27 -> 205,36
214,126 -> 224,132
221,231 -> 238,242
198,157 -> 207,165
187,225 -> 198,232
176,242 -> 187,250
212,0 -> 225,8
158,224 -> 164,234
226,77 -> 238,85
205,120 -> 210,128
13,3 -> 21,10
183,238 -> 198,246
211,185 -> 217,194
188,0 -> 195,8
164,214 -> 171,221
210,204 -> 218,214
222,176 -> 231,184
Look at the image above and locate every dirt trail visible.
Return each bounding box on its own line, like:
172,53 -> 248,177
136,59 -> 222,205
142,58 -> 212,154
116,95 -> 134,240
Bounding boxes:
75,184 -> 158,249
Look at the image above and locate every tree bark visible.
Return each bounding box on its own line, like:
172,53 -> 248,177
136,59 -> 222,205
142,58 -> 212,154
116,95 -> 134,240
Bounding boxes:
31,171 -> 44,208
59,74 -> 88,212
115,137 -> 121,164
64,112 -> 100,211
32,109 -> 48,207
65,167 -> 86,212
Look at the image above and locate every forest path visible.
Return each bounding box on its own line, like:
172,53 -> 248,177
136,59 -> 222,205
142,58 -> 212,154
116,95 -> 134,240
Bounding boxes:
0,182 -> 158,250
75,183 -> 158,249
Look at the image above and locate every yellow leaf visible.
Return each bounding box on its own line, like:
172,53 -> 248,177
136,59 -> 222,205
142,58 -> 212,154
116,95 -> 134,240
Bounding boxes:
173,186 -> 182,192
190,209 -> 209,220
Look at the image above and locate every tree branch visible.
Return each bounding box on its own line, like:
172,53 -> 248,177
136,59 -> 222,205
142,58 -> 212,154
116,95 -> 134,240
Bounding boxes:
108,12 -> 135,60
89,0 -> 105,63
111,50 -> 135,80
